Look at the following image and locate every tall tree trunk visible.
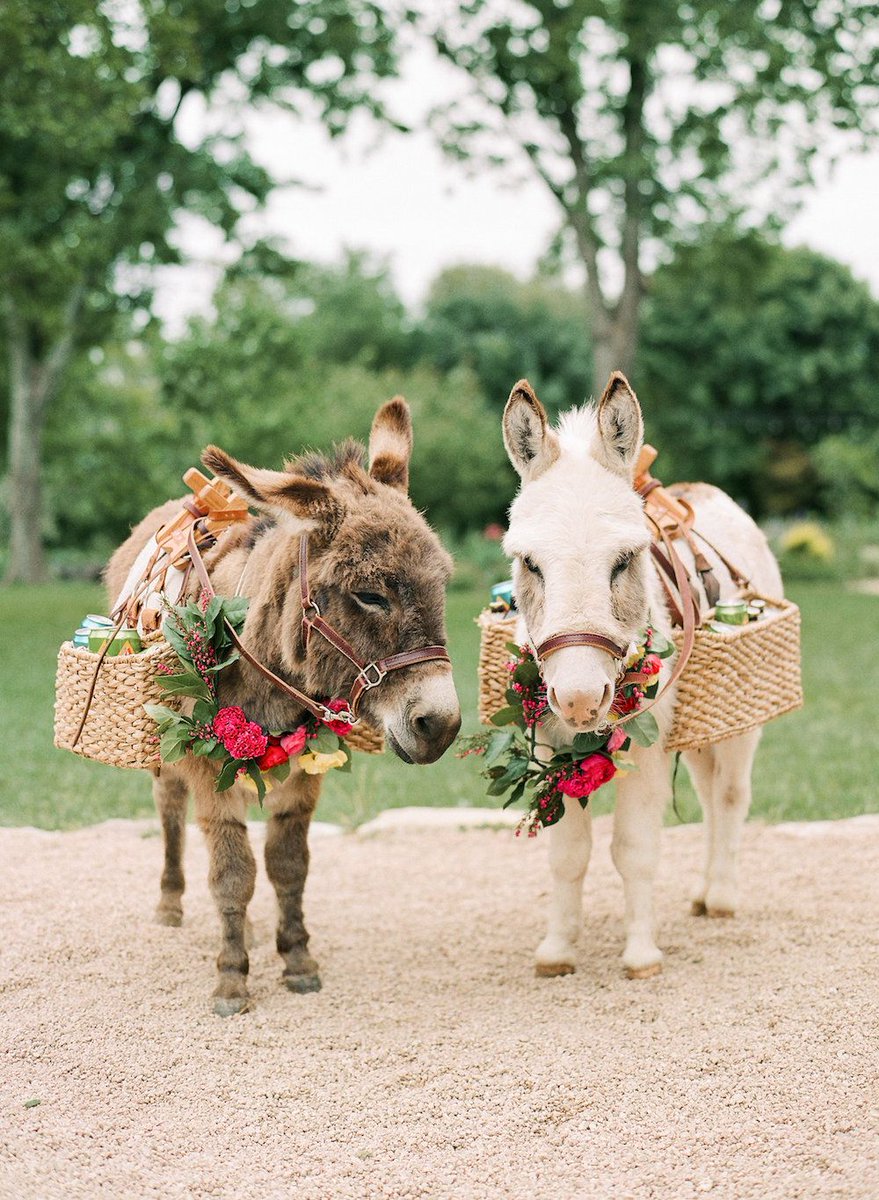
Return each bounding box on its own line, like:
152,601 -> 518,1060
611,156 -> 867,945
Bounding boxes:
4,291 -> 82,584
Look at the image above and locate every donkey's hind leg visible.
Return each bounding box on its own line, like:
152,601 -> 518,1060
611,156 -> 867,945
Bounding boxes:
685,730 -> 761,919
152,767 -> 189,927
681,746 -> 716,917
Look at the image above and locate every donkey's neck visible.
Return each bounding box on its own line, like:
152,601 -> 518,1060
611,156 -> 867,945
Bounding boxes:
210,523 -> 314,729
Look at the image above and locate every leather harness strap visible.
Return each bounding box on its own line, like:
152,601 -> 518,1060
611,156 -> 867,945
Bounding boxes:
536,631 -> 627,662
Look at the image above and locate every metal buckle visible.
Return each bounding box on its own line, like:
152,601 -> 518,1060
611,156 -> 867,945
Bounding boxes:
320,703 -> 358,726
357,662 -> 386,690
303,600 -> 321,623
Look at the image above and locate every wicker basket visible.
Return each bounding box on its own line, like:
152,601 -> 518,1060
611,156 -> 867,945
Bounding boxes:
476,596 -> 803,752
54,635 -> 179,769
54,636 -> 384,770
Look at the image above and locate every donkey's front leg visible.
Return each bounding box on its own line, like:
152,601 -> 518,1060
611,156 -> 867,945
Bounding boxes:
265,772 -> 322,994
194,773 -> 256,1017
611,745 -> 670,979
535,799 -> 592,977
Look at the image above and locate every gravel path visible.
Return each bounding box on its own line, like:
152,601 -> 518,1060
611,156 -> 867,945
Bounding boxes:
2,811 -> 878,1200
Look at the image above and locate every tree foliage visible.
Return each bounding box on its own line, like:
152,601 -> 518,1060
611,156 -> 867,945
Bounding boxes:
426,1 -> 879,388
638,231 -> 879,513
0,0 -> 396,580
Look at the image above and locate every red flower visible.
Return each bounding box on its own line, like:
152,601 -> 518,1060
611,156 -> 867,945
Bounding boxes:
256,744 -> 289,771
322,698 -> 354,737
213,706 -> 246,740
556,754 -> 616,798
279,726 -> 308,756
611,689 -> 642,716
641,654 -> 662,676
227,721 -> 268,760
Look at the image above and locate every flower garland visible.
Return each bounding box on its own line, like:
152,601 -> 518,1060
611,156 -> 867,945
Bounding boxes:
458,627 -> 674,836
145,593 -> 354,804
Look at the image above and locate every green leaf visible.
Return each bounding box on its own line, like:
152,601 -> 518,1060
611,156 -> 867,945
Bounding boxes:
266,758 -> 291,782
204,651 -> 240,673
160,730 -> 189,763
144,703 -> 185,728
221,597 -> 250,629
158,672 -> 212,700
502,779 -> 527,808
215,758 -> 240,792
310,726 -> 340,754
336,750 -> 353,773
192,698 -> 216,725
245,760 -> 266,806
625,711 -> 660,747
162,620 -> 190,663
505,641 -> 522,655
572,731 -> 607,754
513,660 -> 540,685
203,595 -> 223,635
484,729 -> 515,765
490,705 -> 520,727
192,738 -> 218,756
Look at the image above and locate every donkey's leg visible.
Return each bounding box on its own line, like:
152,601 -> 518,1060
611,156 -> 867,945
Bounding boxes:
701,729 -> 761,919
265,772 -> 322,994
681,746 -> 717,917
611,745 -> 671,979
194,774 -> 257,1017
152,767 -> 189,927
535,799 -> 592,977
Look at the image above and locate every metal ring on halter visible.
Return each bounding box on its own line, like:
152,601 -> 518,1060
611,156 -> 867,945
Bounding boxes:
303,599 -> 321,622
321,703 -> 357,726
357,662 -> 387,690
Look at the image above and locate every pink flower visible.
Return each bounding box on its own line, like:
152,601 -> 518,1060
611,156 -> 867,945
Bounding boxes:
641,654 -> 662,676
607,726 -> 627,753
556,754 -> 616,799
213,706 -> 246,740
227,722 -> 268,761
322,698 -> 354,737
279,726 -> 308,756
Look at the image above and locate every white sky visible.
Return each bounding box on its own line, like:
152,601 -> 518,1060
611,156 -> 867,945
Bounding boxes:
154,42 -> 879,331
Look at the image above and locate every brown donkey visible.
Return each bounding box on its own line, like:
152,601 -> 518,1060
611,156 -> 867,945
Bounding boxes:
106,399 -> 461,1015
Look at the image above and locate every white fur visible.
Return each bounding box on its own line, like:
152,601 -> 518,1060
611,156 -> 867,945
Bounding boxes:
505,395 -> 783,978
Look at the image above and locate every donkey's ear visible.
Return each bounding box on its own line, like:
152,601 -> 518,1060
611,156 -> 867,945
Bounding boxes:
594,372 -> 643,477
502,380 -> 559,480
201,446 -> 343,532
368,396 -> 412,492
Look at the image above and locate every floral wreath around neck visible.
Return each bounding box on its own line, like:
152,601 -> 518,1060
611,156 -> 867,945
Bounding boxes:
145,592 -> 354,805
458,626 -> 675,836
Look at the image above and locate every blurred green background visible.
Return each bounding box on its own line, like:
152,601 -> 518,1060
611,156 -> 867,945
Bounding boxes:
2,1 -> 878,829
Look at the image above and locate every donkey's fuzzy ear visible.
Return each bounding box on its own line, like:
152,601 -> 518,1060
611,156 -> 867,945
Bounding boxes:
594,372 -> 643,477
502,380 -> 559,480
201,446 -> 343,532
368,396 -> 412,492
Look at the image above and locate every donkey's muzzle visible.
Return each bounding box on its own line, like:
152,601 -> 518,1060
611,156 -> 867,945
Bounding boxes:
405,706 -> 462,764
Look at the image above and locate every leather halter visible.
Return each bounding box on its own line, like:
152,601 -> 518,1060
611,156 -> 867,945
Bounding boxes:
187,524 -> 450,726
529,518 -> 699,728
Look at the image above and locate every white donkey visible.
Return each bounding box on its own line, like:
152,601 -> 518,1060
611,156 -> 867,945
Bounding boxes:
502,371 -> 782,979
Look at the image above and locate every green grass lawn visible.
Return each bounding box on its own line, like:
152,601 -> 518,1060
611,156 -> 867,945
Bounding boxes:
0,580 -> 875,829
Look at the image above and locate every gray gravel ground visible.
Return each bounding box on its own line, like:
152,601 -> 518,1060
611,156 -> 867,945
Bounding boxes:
2,811 -> 878,1200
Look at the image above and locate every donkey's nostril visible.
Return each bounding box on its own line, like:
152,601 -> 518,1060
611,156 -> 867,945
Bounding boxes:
413,713 -> 434,740
601,682 -> 612,710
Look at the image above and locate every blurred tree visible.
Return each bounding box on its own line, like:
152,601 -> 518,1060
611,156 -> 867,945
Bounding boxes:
637,231 -> 879,514
0,0 -> 395,581
414,265 -> 593,411
426,2 -> 879,394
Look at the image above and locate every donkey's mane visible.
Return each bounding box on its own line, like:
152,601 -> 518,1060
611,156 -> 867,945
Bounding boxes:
287,437 -> 367,482
556,405 -> 599,456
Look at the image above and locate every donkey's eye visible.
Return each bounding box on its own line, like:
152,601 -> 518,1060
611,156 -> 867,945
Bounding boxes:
611,552 -> 634,583
522,556 -> 543,579
352,591 -> 391,612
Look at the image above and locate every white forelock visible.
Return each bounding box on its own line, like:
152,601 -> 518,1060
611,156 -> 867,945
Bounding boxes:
555,405 -> 600,456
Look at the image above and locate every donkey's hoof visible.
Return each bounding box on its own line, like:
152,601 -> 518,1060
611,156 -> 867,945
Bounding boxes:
535,961 -> 576,978
154,906 -> 182,927
213,994 -> 251,1017
625,961 -> 663,980
706,907 -> 735,919
690,899 -> 708,917
283,971 -> 322,994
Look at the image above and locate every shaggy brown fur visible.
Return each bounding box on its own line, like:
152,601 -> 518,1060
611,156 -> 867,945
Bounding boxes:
105,401 -> 460,1015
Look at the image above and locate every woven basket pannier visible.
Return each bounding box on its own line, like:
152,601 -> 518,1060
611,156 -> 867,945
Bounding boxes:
54,636 -> 384,770
477,593 -> 802,752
